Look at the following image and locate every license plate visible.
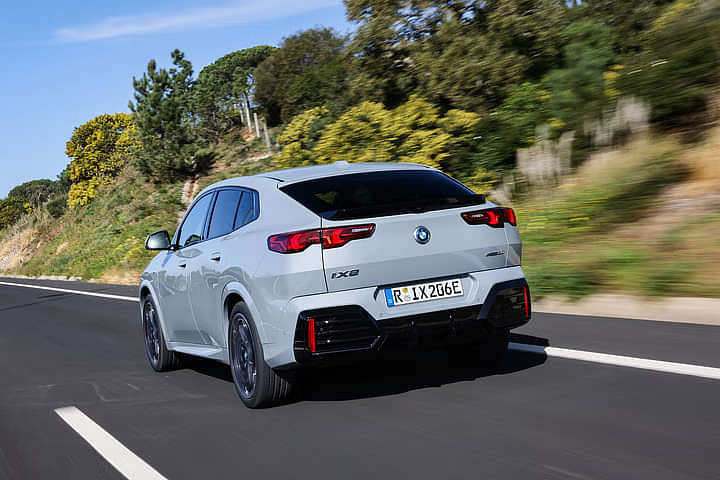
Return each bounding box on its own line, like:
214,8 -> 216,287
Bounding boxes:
384,278 -> 464,307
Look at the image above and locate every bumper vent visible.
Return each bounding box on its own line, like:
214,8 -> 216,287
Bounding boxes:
380,305 -> 485,349
486,286 -> 530,328
295,306 -> 380,355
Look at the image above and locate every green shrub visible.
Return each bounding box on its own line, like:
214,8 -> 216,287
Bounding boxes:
0,197 -> 28,230
46,196 -> 68,218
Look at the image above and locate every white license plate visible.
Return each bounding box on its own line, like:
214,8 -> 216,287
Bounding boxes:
384,278 -> 464,307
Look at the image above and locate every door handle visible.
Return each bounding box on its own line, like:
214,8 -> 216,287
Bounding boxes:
210,255 -> 221,262
179,263 -> 187,268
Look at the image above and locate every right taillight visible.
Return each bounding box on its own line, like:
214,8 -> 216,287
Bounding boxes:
268,224 -> 375,253
502,207 -> 517,226
461,207 -> 516,227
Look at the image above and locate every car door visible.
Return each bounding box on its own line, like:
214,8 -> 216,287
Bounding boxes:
188,188 -> 257,346
160,192 -> 214,345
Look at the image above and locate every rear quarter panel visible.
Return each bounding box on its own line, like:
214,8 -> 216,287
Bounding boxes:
237,185 -> 327,356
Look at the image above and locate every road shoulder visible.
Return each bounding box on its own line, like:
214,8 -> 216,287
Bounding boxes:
535,293 -> 720,326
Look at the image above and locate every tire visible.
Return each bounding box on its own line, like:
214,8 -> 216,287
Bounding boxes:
142,295 -> 182,372
228,302 -> 294,408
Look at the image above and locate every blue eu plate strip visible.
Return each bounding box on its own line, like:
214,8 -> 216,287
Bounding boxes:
384,289 -> 395,307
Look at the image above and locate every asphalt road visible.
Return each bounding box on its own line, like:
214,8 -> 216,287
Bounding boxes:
1,277 -> 719,479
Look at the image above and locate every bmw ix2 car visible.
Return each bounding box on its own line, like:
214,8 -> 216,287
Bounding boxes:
141,162 -> 531,408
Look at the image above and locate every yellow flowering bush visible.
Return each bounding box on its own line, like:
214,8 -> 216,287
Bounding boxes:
276,96 -> 482,171
66,113 -> 139,208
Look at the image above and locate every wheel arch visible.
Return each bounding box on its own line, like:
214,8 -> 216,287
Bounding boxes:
221,282 -> 268,349
138,280 -> 172,349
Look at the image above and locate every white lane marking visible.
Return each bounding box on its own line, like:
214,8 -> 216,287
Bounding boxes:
3,280 -> 719,380
510,342 -> 720,380
0,281 -> 137,302
55,406 -> 166,480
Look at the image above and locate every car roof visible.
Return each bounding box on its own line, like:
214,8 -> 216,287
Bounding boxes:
197,162 -> 435,196
256,161 -> 434,183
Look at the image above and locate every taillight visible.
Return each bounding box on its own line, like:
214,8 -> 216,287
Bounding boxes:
268,224 -> 375,253
503,208 -> 517,226
322,224 -> 375,249
267,229 -> 321,253
461,208 -> 516,227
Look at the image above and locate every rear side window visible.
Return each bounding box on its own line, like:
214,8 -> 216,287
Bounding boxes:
234,191 -> 256,228
208,189 -> 243,239
280,170 -> 483,221
178,194 -> 213,247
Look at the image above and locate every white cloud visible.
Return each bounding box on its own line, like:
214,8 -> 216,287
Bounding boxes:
55,0 -> 342,42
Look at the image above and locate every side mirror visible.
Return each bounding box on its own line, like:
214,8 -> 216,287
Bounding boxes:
145,230 -> 172,251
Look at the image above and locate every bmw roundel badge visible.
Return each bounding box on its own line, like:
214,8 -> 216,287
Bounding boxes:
414,226 -> 431,245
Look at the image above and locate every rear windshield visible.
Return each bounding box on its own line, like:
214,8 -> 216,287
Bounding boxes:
280,170 -> 485,221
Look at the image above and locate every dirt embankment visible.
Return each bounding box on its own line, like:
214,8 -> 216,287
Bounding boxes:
0,228 -> 38,271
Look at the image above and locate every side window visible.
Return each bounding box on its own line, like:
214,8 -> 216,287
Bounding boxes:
208,189 -> 243,239
177,194 -> 213,248
234,191 -> 256,229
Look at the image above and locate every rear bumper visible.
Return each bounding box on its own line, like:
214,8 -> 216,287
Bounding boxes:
292,278 -> 530,366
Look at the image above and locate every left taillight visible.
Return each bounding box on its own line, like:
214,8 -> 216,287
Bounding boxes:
461,207 -> 517,228
267,229 -> 321,254
268,224 -> 375,254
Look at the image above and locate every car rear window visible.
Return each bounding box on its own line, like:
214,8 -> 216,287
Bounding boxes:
280,170 -> 485,221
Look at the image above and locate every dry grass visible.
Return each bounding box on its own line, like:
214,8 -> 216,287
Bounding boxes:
99,268 -> 141,286
0,227 -> 38,271
573,133 -> 657,181
518,130 -> 720,299
682,126 -> 720,187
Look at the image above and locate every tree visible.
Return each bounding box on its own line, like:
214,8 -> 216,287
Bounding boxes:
130,49 -> 198,181
193,46 -> 276,141
0,197 -> 28,231
344,0 -> 567,111
65,113 -> 139,208
254,28 -> 349,124
542,21 -> 615,127
285,61 -> 351,118
580,0 -> 676,53
343,0 -> 418,108
7,179 -> 65,207
413,19 -> 525,111
618,0 -> 720,126
487,0 -> 568,77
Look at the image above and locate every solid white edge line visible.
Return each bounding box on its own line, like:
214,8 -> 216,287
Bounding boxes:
55,406 -> 166,480
2,280 -> 718,381
509,342 -> 720,380
0,281 -> 137,302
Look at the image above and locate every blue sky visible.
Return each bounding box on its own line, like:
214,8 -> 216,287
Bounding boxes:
0,0 -> 352,198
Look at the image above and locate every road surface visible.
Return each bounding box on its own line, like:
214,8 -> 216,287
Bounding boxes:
0,277 -> 718,479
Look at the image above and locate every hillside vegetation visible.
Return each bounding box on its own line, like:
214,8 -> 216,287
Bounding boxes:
1,141 -> 274,283
1,0 -> 719,299
520,131 -> 720,298
2,127 -> 719,300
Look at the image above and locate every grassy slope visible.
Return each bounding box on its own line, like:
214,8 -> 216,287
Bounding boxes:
518,132 -> 720,299
4,131 -> 720,299
12,140 -> 274,283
